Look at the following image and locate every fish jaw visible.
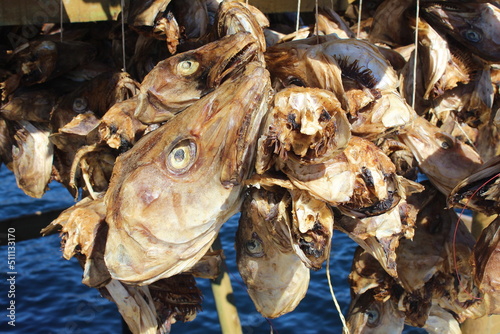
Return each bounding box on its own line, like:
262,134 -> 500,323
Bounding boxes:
135,32 -> 259,123
104,62 -> 271,285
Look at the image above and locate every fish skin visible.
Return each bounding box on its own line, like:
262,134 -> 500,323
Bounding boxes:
236,187 -> 310,318
134,32 -> 260,123
104,61 -> 272,285
399,116 -> 483,196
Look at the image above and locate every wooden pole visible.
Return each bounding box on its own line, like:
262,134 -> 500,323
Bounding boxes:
461,212 -> 500,334
211,236 -> 243,334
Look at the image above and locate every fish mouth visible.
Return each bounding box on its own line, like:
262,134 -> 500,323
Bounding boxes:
211,38 -> 259,86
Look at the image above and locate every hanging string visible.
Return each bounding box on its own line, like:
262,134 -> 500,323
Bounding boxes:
315,0 -> 319,43
411,0 -> 420,109
356,0 -> 363,39
326,251 -> 350,334
121,0 -> 127,72
296,0 -> 301,33
60,0 -> 64,41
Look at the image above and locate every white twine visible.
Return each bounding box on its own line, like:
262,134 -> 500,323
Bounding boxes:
121,0 -> 127,72
327,251 -> 350,334
356,0 -> 363,39
296,0 -> 301,33
411,0 -> 420,109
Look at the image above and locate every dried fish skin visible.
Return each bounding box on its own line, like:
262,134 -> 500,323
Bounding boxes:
134,32 -> 260,123
0,116 -> 14,168
215,1 -> 268,54
236,187 -> 310,318
432,67 -> 494,128
102,279 -> 159,334
171,0 -> 209,39
50,71 -> 139,133
399,116 -> 483,196
264,41 -> 347,109
421,2 -> 500,62
256,86 -> 351,173
316,6 -> 355,39
289,189 -> 334,270
280,136 -> 404,218
0,87 -> 57,122
337,206 -> 404,279
349,91 -> 417,141
99,97 -> 148,150
104,62 -> 272,284
126,0 -> 172,29
12,40 -> 96,86
423,305 -> 461,334
368,0 -> 415,47
12,120 -> 53,198
41,197 -> 110,288
473,216 -> 500,315
448,155 -> 500,216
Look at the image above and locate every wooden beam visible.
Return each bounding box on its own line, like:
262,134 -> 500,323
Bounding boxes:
0,0 -> 123,26
0,0 -> 349,27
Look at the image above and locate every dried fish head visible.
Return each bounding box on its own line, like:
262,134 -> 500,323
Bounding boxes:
12,121 -> 53,198
400,116 -> 483,195
422,2 -> 500,62
135,32 -> 260,123
347,247 -> 405,334
104,62 -> 272,284
256,86 -> 351,173
236,187 -> 310,318
281,136 -> 406,218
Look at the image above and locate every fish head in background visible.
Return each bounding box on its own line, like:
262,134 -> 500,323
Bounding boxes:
135,32 -> 260,123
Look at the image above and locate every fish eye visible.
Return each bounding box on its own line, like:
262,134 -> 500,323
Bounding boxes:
463,29 -> 482,43
167,139 -> 197,174
12,145 -> 20,157
73,97 -> 88,113
245,235 -> 264,257
365,307 -> 380,327
436,133 -> 455,150
177,60 -> 200,76
286,76 -> 306,87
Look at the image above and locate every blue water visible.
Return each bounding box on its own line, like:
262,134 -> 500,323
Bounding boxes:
0,165 -> 425,333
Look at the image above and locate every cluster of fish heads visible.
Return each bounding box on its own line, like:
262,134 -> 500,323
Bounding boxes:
1,0 -> 500,333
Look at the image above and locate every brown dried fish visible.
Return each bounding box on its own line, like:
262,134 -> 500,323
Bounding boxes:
134,32 -> 260,123
103,61 -> 272,284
